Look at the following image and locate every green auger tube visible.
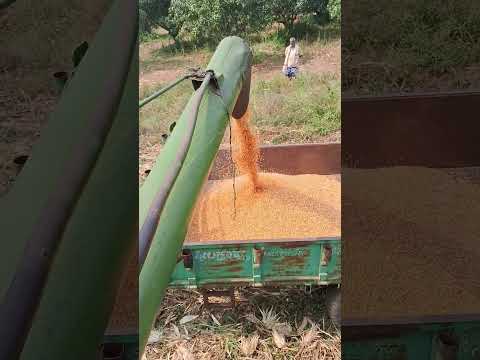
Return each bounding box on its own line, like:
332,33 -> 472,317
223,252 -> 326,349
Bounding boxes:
0,0 -> 137,358
139,36 -> 252,354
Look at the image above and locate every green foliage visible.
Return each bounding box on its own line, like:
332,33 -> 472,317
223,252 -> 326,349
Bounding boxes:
140,0 -> 341,45
139,0 -> 183,43
139,0 -> 167,33
139,7 -> 150,34
327,0 -> 340,23
267,0 -> 332,33
343,0 -> 480,93
170,0 -> 271,46
301,0 -> 330,23
268,0 -> 302,31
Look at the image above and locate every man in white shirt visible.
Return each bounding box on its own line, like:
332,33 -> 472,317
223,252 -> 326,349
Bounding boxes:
282,37 -> 300,79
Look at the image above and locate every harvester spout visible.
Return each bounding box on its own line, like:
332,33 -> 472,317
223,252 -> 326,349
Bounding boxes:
232,58 -> 252,119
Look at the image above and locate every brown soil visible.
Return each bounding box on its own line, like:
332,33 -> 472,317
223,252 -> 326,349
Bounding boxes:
342,167 -> 480,320
301,41 -> 340,75
139,40 -> 340,88
0,0 -> 110,197
139,68 -> 184,88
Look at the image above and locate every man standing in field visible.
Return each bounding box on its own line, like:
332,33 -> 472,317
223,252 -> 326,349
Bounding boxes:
282,37 -> 300,79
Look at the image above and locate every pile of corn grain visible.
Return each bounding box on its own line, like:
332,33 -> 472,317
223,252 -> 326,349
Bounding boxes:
187,172 -> 340,241
342,167 -> 480,320
186,110 -> 341,241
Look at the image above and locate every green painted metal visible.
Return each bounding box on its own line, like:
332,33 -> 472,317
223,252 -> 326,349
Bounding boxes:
169,237 -> 341,288
343,321 -> 480,360
0,0 -> 137,358
139,71 -> 214,268
139,36 -> 252,354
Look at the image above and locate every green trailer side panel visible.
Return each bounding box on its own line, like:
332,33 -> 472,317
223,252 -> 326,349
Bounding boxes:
139,36 -> 252,353
169,238 -> 341,287
343,322 -> 480,360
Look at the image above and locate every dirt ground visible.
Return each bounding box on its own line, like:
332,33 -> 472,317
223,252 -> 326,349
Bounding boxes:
0,0 -> 111,197
139,40 -> 340,89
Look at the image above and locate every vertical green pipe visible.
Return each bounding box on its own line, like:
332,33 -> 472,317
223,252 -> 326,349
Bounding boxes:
0,0 -> 137,358
19,53 -> 137,360
139,36 -> 252,353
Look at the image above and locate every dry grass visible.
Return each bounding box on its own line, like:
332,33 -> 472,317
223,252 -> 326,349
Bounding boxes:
0,72 -> 57,196
145,288 -> 340,360
0,0 -> 110,197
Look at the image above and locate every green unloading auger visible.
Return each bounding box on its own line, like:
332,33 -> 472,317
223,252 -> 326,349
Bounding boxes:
0,0 -> 137,359
139,36 -> 252,354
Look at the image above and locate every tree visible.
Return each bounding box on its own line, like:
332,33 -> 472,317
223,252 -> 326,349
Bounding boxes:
170,0 -> 270,46
268,0 -> 303,34
139,0 -> 183,44
267,0 -> 331,34
306,0 -> 330,24
327,0 -> 340,23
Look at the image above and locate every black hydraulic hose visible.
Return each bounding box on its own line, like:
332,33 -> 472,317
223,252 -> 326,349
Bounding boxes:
139,74 -> 191,108
0,1 -> 137,359
138,71 -> 213,269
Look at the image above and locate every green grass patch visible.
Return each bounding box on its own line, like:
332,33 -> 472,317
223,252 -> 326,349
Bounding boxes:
251,40 -> 284,65
139,80 -> 193,144
139,31 -> 170,43
139,71 -> 340,148
251,72 -> 340,142
343,0 -> 480,93
268,21 -> 340,47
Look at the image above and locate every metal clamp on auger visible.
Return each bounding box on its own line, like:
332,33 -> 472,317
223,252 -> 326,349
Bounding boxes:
191,68 -> 220,93
139,67 -> 220,108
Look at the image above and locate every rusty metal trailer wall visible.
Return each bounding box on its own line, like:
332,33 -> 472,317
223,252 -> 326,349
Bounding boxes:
342,91 -> 480,168
210,143 -> 341,179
